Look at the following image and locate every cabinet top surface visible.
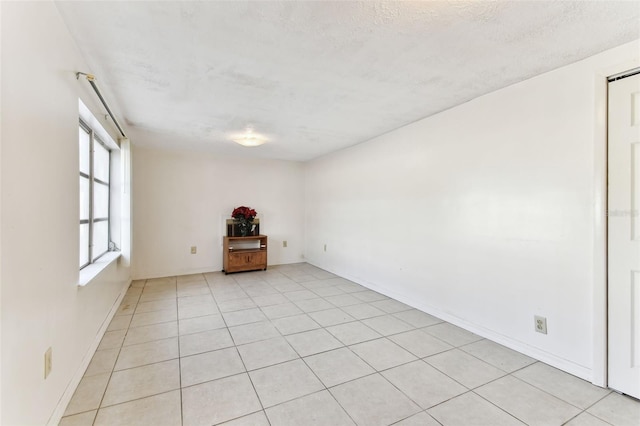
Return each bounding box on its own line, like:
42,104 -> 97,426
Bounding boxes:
224,235 -> 267,240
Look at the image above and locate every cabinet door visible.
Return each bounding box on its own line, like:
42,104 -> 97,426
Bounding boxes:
251,251 -> 267,267
227,250 -> 267,273
228,253 -> 249,269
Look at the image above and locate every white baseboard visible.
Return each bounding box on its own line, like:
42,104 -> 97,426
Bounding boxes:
308,261 -> 594,383
47,279 -> 131,426
133,261 -> 307,281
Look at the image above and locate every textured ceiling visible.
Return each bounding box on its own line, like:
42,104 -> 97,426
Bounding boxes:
56,1 -> 639,161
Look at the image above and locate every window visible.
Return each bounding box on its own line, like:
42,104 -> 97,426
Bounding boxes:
79,120 -> 111,269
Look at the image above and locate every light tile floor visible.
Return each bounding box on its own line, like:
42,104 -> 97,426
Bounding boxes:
60,263 -> 640,426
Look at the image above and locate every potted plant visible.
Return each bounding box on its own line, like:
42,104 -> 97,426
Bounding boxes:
231,206 -> 257,236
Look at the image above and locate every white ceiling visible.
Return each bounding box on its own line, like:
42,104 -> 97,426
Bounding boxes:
56,1 -> 639,161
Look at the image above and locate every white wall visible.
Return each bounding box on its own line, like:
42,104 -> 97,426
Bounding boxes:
0,2 -> 4,421
305,40 -> 640,382
1,2 -> 131,425
0,4 -> 635,424
132,145 -> 305,279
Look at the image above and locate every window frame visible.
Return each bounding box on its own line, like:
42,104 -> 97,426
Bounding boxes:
79,118 -> 111,269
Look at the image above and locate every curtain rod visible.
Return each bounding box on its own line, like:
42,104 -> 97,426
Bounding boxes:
76,71 -> 127,138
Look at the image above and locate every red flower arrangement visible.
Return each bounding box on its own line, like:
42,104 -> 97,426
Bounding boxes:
231,206 -> 257,236
231,206 -> 257,220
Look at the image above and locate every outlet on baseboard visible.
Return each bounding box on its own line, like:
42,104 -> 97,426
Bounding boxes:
44,347 -> 52,379
190,246 -> 197,254
534,316 -> 547,334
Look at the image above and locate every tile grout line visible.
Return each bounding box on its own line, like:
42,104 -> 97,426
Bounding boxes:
467,388 -> 532,426
213,269 -> 489,426
208,273 -> 272,425
177,278 -> 185,426
570,391 -> 617,426
232,270 -> 356,424
506,366 -> 612,413
100,275 -> 434,422
66,266 -> 636,426
91,280 -> 145,425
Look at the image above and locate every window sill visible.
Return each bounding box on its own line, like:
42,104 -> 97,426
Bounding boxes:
78,252 -> 121,287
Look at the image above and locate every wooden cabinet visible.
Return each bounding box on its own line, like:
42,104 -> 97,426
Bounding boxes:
223,235 -> 267,274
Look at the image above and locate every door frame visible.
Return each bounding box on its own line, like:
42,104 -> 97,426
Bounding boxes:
593,61 -> 640,387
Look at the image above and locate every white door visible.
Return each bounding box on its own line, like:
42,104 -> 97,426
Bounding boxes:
608,71 -> 640,398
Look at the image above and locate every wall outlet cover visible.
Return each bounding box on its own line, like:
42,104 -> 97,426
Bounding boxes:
534,315 -> 547,334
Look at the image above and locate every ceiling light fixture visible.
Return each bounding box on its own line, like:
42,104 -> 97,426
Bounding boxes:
232,128 -> 266,147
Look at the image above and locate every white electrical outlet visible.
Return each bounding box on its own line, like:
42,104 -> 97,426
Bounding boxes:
283,240 -> 287,248
534,316 -> 547,334
190,246 -> 197,254
44,347 -> 52,379
324,244 -> 327,252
